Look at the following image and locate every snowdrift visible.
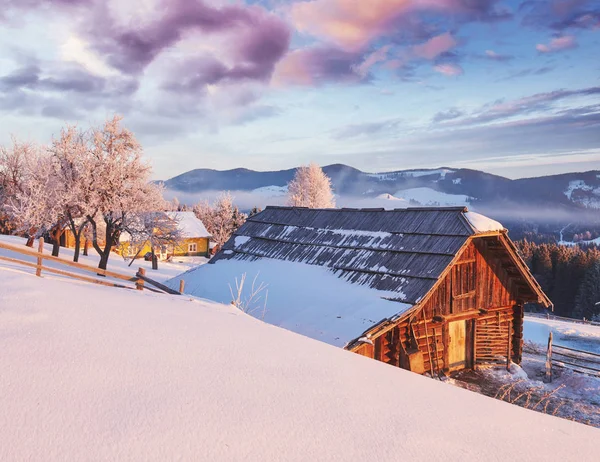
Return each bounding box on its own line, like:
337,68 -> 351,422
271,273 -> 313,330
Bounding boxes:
1,268 -> 598,461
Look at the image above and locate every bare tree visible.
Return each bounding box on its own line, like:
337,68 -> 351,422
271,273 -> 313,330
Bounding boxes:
287,163 -> 335,208
126,212 -> 184,270
193,192 -> 247,250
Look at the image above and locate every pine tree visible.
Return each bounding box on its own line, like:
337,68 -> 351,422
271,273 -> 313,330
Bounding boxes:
574,262 -> 600,320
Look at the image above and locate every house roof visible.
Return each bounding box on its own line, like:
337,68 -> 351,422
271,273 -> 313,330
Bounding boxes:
198,206 -> 549,347
214,206 -> 503,306
166,212 -> 211,238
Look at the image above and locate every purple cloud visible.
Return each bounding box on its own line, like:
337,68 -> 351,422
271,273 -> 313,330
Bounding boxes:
521,0 -> 600,31
93,0 -> 290,78
438,86 -> 600,127
274,46 -> 367,86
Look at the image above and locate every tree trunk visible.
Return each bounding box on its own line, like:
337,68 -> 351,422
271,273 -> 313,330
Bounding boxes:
98,251 -> 110,271
73,232 -> 81,262
52,240 -> 60,257
83,239 -> 89,256
26,236 -> 34,247
151,247 -> 158,270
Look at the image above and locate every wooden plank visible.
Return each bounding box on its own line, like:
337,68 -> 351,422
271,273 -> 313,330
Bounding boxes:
553,344 -> 600,358
552,351 -> 600,366
552,359 -> 600,374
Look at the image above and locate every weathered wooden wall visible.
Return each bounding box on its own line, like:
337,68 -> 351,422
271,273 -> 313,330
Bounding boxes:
353,236 -> 527,374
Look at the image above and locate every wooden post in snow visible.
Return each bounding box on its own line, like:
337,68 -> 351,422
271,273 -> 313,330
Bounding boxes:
179,279 -> 185,294
136,267 -> 146,291
36,238 -> 44,277
506,321 -> 512,371
545,332 -> 553,383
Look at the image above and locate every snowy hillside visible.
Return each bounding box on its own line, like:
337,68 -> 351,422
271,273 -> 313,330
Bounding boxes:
1,265 -> 599,459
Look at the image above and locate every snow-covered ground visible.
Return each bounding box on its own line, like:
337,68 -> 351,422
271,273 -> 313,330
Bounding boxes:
0,235 -> 205,285
524,315 -> 600,354
1,268 -> 599,460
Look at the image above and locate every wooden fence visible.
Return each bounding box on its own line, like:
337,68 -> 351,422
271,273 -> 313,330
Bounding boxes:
0,238 -> 184,295
545,332 -> 600,382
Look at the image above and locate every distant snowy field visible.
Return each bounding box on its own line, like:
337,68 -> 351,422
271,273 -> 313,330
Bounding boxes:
524,315 -> 600,354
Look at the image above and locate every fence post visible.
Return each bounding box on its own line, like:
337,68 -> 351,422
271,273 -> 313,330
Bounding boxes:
36,237 -> 44,277
545,331 -> 553,383
136,267 -> 145,291
506,321 -> 512,371
179,279 -> 185,294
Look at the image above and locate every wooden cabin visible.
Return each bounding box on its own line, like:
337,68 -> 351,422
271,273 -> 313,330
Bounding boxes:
212,206 -> 551,375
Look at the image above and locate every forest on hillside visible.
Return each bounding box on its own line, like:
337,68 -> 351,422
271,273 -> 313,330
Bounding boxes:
516,241 -> 600,320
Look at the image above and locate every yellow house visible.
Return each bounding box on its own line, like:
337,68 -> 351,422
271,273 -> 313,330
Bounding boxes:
166,211 -> 211,258
116,211 -> 212,259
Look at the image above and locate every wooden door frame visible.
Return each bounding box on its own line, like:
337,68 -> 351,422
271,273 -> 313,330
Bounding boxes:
444,317 -> 477,372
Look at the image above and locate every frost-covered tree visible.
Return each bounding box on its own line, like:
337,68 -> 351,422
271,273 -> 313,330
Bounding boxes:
84,116 -> 167,270
0,138 -> 43,245
0,140 -> 66,250
287,163 -> 335,208
193,192 -> 247,249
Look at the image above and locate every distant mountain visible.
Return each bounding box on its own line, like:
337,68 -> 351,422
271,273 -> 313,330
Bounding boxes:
164,164 -> 600,214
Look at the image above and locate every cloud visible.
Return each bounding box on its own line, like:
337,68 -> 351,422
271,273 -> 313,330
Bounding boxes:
0,0 -> 292,130
274,46 -> 367,86
332,118 -> 402,139
499,66 -> 554,81
433,63 -> 463,76
412,33 -> 458,60
521,0 -> 600,31
438,86 -> 600,127
536,35 -> 578,53
432,108 -> 464,123
291,0 -> 511,51
481,49 -> 514,61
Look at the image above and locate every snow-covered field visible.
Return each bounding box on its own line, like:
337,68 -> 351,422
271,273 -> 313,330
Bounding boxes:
1,268 -> 599,460
0,235 -> 206,284
524,315 -> 600,354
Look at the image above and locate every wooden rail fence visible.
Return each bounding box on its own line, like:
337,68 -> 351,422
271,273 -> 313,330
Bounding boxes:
545,332 -> 600,382
0,238 -> 184,296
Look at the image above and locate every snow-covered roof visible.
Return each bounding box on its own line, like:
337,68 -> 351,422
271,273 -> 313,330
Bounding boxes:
176,258 -> 412,347
2,270 -> 597,460
166,211 -> 211,238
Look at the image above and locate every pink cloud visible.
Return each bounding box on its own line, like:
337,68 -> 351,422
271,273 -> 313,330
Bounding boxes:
291,0 -> 510,51
433,63 -> 463,76
412,32 -> 457,59
536,35 -> 578,53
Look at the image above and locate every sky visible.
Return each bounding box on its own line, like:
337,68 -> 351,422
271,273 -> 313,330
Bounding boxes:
0,0 -> 599,180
